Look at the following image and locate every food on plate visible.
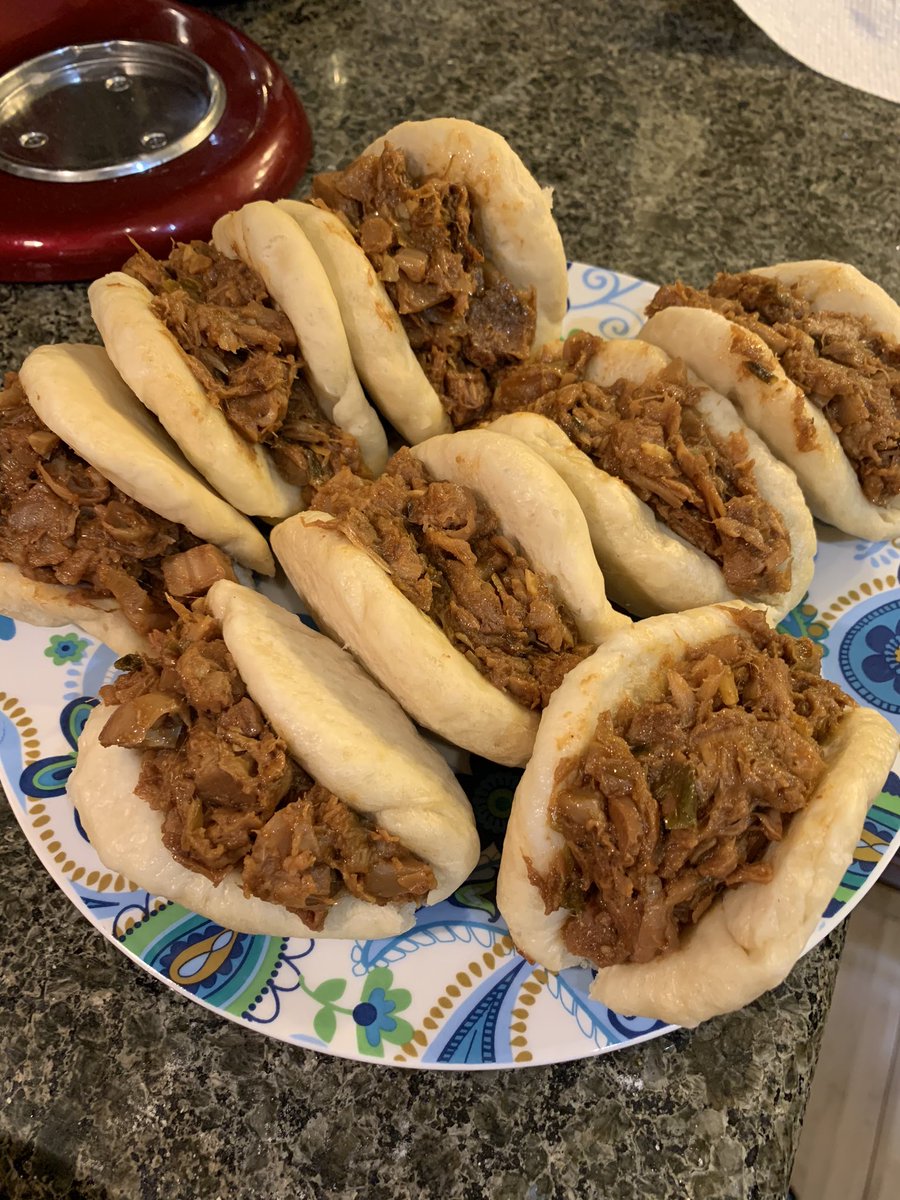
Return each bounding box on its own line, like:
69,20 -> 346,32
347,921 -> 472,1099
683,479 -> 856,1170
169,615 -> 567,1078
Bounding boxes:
0,345 -> 273,654
278,117 -> 567,443
271,429 -> 628,767
497,604 -> 898,1027
641,260 -> 900,539
69,581 -> 480,938
88,210 -> 388,520
485,332 -> 815,620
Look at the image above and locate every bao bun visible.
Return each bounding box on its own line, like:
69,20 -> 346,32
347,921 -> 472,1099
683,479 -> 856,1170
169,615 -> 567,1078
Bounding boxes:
641,260 -> 900,539
69,582 -> 480,939
497,604 -> 898,1027
1,345 -> 273,655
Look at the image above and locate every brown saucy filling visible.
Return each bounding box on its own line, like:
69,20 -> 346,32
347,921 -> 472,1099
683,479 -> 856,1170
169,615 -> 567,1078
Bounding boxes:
313,448 -> 594,709
489,332 -> 792,600
648,272 -> 900,506
311,144 -> 537,427
0,372 -> 235,635
124,241 -> 365,503
99,601 -> 436,930
528,611 -> 852,967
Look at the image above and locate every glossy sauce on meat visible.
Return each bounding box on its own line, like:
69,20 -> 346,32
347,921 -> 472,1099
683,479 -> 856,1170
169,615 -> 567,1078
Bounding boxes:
648,272 -> 900,506
527,611 -> 852,967
0,372 -> 233,634
99,601 -> 436,929
313,449 -> 594,708
490,333 -> 792,599
311,145 -> 537,427
124,241 -> 365,501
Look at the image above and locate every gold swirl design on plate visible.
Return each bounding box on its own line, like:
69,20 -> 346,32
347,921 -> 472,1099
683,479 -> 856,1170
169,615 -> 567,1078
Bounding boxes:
820,574 -> 897,624
2,690 -> 132,892
391,934 -> 516,1063
168,928 -> 240,987
509,967 -> 550,1064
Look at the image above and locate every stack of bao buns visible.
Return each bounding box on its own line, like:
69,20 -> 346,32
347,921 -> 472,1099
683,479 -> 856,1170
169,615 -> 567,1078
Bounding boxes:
2,116 -> 898,1024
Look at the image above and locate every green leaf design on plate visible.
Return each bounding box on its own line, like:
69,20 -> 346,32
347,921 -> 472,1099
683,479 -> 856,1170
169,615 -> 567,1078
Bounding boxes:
312,978 -> 347,1004
313,1006 -> 337,1044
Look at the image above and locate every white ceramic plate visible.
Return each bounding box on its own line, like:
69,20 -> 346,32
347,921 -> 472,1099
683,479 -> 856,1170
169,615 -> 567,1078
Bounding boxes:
2,263 -> 899,1069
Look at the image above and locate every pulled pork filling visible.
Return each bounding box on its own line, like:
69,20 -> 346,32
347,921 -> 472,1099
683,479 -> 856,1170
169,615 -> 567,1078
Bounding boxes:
313,448 -> 594,709
311,145 -> 537,427
528,611 -> 852,967
124,241 -> 365,501
647,272 -> 900,506
489,332 -> 791,599
99,601 -> 436,931
0,372 -> 234,634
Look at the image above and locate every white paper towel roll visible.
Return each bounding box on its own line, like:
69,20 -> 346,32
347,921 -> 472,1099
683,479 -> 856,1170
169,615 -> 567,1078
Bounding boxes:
735,0 -> 900,105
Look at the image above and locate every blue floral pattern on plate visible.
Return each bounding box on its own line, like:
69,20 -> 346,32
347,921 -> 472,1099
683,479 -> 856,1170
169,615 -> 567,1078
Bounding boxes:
837,597 -> 900,716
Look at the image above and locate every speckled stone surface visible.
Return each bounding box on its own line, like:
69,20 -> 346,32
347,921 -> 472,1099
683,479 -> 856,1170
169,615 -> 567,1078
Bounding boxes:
1,0 -> 896,1196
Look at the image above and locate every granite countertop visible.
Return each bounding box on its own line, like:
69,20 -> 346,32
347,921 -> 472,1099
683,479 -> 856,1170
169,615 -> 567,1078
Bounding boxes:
1,1 -> 898,1197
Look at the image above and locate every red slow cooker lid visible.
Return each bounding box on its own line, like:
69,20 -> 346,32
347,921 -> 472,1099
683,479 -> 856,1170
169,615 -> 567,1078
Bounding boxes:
0,0 -> 312,281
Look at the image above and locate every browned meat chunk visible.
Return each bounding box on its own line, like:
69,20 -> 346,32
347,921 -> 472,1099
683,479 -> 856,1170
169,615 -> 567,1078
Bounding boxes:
311,146 -> 536,427
490,333 -> 792,600
528,611 -> 853,968
123,241 -> 365,501
0,371 -> 233,636
313,449 -> 595,708
648,272 -> 900,506
162,543 -> 236,598
99,601 -> 436,923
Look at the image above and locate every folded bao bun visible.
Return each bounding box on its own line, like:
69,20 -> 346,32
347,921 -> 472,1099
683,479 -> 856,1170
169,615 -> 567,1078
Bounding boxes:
486,338 -> 816,622
640,260 -> 900,539
1,345 -> 273,655
497,605 -> 899,1027
89,272 -> 298,520
271,429 -> 629,767
69,581 -> 480,939
211,200 -> 389,477
278,117 -> 568,444
89,208 -> 387,520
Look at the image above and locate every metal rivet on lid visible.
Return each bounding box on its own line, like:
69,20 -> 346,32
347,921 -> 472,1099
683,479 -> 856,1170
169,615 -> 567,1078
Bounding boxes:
18,131 -> 48,149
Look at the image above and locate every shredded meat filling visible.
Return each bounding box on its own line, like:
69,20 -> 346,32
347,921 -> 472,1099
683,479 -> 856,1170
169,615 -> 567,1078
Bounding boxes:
310,145 -> 537,427
489,333 -> 791,599
123,241 -> 365,501
0,372 -> 234,634
527,610 -> 853,968
312,448 -> 594,708
99,601 -> 436,930
647,272 -> 900,506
